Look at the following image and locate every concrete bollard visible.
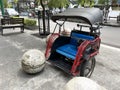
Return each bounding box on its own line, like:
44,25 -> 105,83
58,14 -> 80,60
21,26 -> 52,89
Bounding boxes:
64,77 -> 107,90
21,49 -> 45,74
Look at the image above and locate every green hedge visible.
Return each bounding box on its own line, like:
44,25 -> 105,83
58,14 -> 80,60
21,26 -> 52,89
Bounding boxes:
12,17 -> 37,26
24,19 -> 37,26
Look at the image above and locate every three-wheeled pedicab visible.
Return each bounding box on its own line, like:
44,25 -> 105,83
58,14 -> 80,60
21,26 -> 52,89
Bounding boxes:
45,8 -> 103,77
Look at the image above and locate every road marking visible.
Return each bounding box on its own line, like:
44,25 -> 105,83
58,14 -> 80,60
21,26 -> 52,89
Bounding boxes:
101,44 -> 120,51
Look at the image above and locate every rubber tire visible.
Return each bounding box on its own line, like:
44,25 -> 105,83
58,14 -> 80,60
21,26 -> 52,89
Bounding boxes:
80,57 -> 96,78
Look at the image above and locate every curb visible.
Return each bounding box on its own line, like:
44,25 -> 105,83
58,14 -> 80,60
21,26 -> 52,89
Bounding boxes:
102,23 -> 120,27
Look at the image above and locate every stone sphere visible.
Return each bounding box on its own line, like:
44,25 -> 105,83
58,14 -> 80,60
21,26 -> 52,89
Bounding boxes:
21,49 -> 45,74
64,77 -> 107,90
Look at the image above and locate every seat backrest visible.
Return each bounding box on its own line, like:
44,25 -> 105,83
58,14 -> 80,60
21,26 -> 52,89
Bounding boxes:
70,32 -> 94,46
1,18 -> 10,25
1,18 -> 24,25
10,18 -> 24,24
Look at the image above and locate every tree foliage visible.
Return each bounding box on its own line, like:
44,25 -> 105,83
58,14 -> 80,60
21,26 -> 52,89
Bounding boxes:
14,0 -> 18,4
77,0 -> 95,7
35,0 -> 50,6
2,0 -> 18,8
112,0 -> 117,5
98,0 -> 105,4
35,0 -> 40,6
3,0 -> 8,8
48,0 -> 69,8
98,0 -> 118,5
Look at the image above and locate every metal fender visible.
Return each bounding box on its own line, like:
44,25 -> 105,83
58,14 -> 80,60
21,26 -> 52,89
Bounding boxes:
45,33 -> 59,59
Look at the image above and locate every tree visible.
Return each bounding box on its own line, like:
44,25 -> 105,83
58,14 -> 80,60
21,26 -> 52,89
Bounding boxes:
98,0 -> 105,4
14,0 -> 18,4
98,0 -> 110,5
3,0 -> 8,8
13,0 -> 19,11
112,0 -> 117,5
35,0 -> 50,7
77,0 -> 95,7
35,0 -> 40,6
48,0 -> 69,8
0,0 -> 4,15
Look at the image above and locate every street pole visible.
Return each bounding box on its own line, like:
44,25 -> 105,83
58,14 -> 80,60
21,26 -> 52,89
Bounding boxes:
38,11 -> 41,35
40,0 -> 46,35
0,0 -> 4,16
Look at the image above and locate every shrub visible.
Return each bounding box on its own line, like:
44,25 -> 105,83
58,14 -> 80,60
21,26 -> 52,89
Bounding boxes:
24,19 -> 36,26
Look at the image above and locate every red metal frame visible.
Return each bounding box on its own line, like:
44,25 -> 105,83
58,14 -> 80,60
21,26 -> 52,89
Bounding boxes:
45,33 -> 59,58
71,37 -> 101,76
45,33 -> 101,76
71,40 -> 90,75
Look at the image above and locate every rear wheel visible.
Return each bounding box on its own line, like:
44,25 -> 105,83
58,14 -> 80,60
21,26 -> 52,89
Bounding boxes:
80,57 -> 96,77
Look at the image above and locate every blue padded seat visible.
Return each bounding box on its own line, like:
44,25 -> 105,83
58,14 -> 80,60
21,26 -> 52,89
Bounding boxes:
71,33 -> 94,40
56,44 -> 77,60
56,32 -> 94,60
70,33 -> 94,45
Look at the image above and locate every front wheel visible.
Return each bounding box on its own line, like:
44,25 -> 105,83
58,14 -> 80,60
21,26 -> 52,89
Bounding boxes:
80,57 -> 96,78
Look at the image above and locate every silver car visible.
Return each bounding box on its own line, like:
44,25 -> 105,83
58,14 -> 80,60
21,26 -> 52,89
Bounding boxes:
4,8 -> 19,17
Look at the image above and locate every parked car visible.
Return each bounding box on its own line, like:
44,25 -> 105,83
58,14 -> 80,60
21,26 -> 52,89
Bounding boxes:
28,8 -> 41,18
28,10 -> 36,18
4,8 -> 19,17
49,8 -> 65,16
19,11 -> 29,16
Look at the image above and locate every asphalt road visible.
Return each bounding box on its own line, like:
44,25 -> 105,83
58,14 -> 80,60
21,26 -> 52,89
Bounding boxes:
0,28 -> 120,90
101,26 -> 120,48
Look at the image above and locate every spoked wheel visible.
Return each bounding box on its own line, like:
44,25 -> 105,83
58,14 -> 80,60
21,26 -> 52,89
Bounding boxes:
80,57 -> 96,77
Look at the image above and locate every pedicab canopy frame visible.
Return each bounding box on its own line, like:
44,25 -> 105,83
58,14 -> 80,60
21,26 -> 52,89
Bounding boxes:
45,8 -> 103,77
51,8 -> 103,26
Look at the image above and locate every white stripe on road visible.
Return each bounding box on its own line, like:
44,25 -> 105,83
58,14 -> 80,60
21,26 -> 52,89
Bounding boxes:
101,44 -> 120,51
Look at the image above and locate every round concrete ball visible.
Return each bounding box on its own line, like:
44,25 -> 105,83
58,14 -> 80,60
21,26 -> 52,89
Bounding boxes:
64,77 -> 107,90
21,49 -> 45,74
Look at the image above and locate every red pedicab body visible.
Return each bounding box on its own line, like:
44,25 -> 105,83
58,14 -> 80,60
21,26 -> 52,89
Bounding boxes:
45,8 -> 103,77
